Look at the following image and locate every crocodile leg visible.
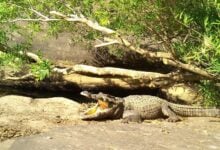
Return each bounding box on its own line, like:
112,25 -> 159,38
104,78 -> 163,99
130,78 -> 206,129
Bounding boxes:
161,103 -> 182,122
122,110 -> 142,123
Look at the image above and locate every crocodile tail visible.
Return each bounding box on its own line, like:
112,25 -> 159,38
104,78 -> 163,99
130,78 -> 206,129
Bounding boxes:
168,103 -> 220,117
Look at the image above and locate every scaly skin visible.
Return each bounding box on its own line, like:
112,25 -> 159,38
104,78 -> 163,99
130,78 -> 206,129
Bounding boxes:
80,91 -> 220,122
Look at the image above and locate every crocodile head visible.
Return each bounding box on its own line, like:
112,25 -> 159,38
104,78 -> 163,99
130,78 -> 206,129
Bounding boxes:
80,91 -> 124,120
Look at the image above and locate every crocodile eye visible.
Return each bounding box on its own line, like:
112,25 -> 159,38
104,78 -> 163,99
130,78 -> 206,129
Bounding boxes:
108,101 -> 116,108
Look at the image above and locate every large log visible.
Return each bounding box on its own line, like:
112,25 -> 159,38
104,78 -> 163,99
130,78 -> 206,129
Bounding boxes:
0,73 -> 170,91
0,64 -> 206,91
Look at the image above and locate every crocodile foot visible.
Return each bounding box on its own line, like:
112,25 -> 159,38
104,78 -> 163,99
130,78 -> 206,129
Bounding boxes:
122,110 -> 142,123
167,116 -> 182,122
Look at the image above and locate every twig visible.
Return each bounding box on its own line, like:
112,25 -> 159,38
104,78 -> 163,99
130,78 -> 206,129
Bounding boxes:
95,40 -> 119,48
19,51 -> 41,62
30,8 -> 49,19
50,11 -> 115,34
5,18 -> 60,23
52,67 -> 72,75
4,73 -> 33,81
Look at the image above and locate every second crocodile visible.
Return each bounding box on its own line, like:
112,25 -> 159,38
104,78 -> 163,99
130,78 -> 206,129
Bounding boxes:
80,91 -> 220,122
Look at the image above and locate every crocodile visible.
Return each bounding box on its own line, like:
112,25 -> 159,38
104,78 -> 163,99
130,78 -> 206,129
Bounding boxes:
80,91 -> 220,122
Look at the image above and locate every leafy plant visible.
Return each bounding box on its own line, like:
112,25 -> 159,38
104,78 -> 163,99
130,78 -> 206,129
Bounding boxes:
31,60 -> 52,81
0,52 -> 24,71
170,0 -> 220,74
199,81 -> 220,107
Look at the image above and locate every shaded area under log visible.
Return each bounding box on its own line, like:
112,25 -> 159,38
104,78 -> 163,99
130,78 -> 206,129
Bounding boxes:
0,79 -> 159,100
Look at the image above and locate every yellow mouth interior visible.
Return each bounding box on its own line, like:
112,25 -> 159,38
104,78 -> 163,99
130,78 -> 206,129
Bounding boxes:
84,104 -> 98,115
84,99 -> 109,115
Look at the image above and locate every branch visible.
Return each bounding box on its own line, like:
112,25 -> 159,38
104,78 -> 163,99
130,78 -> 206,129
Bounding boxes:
5,18 -> 60,23
163,59 -> 214,79
52,67 -> 72,75
70,64 -> 207,82
3,73 -> 33,81
71,64 -> 168,79
104,37 -> 173,59
50,11 -> 115,34
19,51 -> 42,63
94,40 -> 119,48
107,36 -> 215,79
30,8 -> 49,20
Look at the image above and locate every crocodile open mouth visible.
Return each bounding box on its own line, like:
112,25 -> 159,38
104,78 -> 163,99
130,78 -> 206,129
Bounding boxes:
84,100 -> 110,115
80,99 -> 123,120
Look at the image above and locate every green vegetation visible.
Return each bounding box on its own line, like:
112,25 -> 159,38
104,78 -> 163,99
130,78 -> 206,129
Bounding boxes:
199,81 -> 220,107
0,0 -> 219,106
0,52 -> 24,72
31,59 -> 52,81
171,0 -> 220,74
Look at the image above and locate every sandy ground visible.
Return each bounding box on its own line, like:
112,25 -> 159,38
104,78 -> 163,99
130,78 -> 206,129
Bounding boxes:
0,95 -> 85,142
0,95 -> 219,150
1,119 -> 220,150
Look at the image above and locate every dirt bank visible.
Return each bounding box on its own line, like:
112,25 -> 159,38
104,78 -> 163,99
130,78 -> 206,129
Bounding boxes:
0,95 -> 219,150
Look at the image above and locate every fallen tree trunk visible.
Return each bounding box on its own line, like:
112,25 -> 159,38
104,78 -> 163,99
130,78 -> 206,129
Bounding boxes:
70,64 -> 206,81
0,64 -> 208,91
0,72 -> 169,91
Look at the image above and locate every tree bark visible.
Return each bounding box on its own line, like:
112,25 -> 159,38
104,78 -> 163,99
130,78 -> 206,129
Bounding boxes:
0,64 -> 208,91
